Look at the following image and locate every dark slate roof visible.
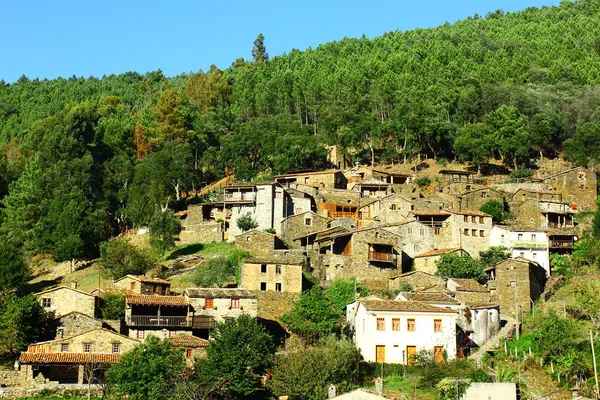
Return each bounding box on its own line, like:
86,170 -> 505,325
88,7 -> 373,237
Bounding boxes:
185,288 -> 257,299
360,299 -> 457,314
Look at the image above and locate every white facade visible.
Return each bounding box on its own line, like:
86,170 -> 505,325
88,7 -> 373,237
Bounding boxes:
489,226 -> 550,275
348,299 -> 457,364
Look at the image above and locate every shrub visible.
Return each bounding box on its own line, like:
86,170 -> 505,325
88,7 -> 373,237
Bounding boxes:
415,177 -> 431,187
510,167 -> 533,181
192,255 -> 235,288
99,293 -> 125,320
100,238 -> 155,279
237,212 -> 259,232
480,199 -> 507,223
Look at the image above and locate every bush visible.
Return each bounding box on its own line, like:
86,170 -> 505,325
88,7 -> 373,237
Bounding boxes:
100,238 -> 155,279
192,255 -> 235,288
99,293 -> 125,320
415,177 -> 431,187
436,253 -> 486,283
510,167 -> 533,181
480,199 -> 507,223
237,212 -> 258,232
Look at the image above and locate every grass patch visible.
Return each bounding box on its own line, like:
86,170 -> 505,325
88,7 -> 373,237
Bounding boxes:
363,375 -> 435,399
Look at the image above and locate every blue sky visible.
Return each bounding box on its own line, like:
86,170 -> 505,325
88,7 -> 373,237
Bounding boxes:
0,0 -> 561,83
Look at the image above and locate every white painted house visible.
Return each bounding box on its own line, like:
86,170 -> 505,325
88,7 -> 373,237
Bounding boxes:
347,296 -> 457,364
489,226 -> 550,276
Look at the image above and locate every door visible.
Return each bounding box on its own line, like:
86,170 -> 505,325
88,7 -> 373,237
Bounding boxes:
407,346 -> 417,366
434,346 -> 444,364
376,345 -> 386,363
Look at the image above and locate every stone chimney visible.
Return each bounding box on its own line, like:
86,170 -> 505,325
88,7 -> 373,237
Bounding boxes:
328,385 -> 337,399
71,281 -> 78,290
375,378 -> 384,397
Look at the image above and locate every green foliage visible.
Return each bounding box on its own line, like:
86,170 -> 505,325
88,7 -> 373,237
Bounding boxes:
479,246 -> 510,267
99,237 -> 155,279
201,314 -> 275,398
436,253 -> 486,283
265,227 -> 276,234
436,377 -> 470,400
98,292 -> 125,320
480,199 -> 507,223
236,212 -> 258,232
106,336 -> 185,400
415,177 -> 431,187
325,277 -> 369,312
510,167 -> 533,180
0,294 -> 48,355
252,33 -> 269,63
281,287 -> 341,342
149,208 -> 180,260
269,336 -> 363,400
192,255 -> 235,288
399,283 -> 414,292
0,243 -> 29,292
550,253 -> 574,277
573,283 -> 600,328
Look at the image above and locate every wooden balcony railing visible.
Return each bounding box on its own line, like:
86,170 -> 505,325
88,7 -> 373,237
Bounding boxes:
331,212 -> 357,219
368,251 -> 397,265
550,239 -> 574,249
127,315 -> 189,328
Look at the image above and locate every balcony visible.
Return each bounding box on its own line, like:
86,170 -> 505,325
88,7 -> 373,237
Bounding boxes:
368,251 -> 397,266
127,315 -> 216,329
513,240 -> 547,250
550,239 -> 574,249
331,211 -> 357,219
223,193 -> 256,202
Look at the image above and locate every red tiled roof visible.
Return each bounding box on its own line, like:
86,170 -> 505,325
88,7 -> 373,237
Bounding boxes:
360,299 -> 457,314
170,333 -> 209,348
126,294 -> 189,307
415,248 -> 462,258
19,352 -> 121,364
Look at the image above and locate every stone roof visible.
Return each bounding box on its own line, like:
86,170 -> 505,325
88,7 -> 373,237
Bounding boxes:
115,275 -> 170,285
30,328 -> 137,346
484,256 -> 540,272
446,209 -> 492,217
20,352 -> 121,364
170,333 -> 209,348
415,248 -> 462,258
389,270 -> 440,280
448,278 -> 489,293
126,294 -> 190,307
275,169 -> 341,178
185,288 -> 257,299
360,299 -> 457,314
35,286 -> 95,298
398,292 -> 460,304
468,303 -> 500,310
411,210 -> 451,216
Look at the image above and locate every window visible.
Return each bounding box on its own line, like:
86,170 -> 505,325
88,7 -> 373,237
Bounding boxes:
137,330 -> 145,339
186,349 -> 193,359
480,230 -> 485,237
531,234 -> 536,241
112,344 -> 120,353
392,318 -> 400,331
83,343 -> 91,353
376,318 -> 385,331
276,265 -> 282,274
205,298 -> 214,309
130,282 -> 136,290
532,252 -> 537,259
479,216 -> 484,224
246,236 -> 251,241
275,283 -> 282,292
481,191 -> 488,198
231,298 -> 240,308
261,264 -> 267,273
414,244 -> 419,252
472,229 -> 477,236
434,319 -> 442,333
520,252 -> 525,257
463,216 -> 469,222
407,227 -> 413,234
407,319 -> 416,332
510,281 -> 516,288
57,328 -> 65,338
61,344 -> 68,352
42,298 -> 51,308
420,228 -> 424,236
434,227 -> 441,235
517,233 -> 523,240
305,218 -> 312,226
169,331 -> 176,338
471,216 -> 476,223
390,204 -> 397,211
260,282 -> 267,291
464,229 -> 469,236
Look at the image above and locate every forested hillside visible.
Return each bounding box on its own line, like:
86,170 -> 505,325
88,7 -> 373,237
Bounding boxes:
1,0 -> 600,261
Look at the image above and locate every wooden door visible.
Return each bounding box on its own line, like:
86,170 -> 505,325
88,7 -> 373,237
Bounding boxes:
434,346 -> 444,364
375,345 -> 386,363
407,346 -> 417,366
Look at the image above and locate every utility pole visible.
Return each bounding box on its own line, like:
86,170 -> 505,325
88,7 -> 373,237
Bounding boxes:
514,271 -> 519,341
591,330 -> 599,399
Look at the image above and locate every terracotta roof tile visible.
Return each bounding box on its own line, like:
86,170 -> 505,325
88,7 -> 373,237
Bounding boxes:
360,299 -> 457,313
185,288 -> 257,299
170,333 -> 209,348
415,248 -> 462,258
449,278 -> 489,293
126,294 -> 190,307
19,352 -> 121,364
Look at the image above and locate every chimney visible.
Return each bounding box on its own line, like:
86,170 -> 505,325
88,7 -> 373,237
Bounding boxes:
375,378 -> 384,397
328,385 -> 337,399
571,386 -> 580,398
71,281 -> 78,290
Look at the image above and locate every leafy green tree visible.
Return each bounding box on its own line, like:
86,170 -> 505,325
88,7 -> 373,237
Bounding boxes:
480,199 -> 507,223
325,277 -> 368,312
0,243 -> 29,292
564,122 -> 600,166
99,292 -> 125,320
236,212 -> 258,232
201,314 -> 275,398
281,287 -> 341,342
0,294 -> 48,355
149,208 -> 180,260
436,253 -> 486,283
192,255 -> 235,288
100,237 -> 155,279
106,336 -> 185,400
252,33 -> 268,63
479,246 -> 510,268
269,336 -> 363,400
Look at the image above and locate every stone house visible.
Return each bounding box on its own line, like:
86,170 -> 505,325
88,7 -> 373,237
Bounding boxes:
293,226 -> 349,250
446,278 -> 491,304
510,199 -> 577,230
388,271 -> 446,292
179,204 -> 224,244
280,211 -> 332,245
184,288 -> 258,324
314,227 -> 403,288
234,229 -> 288,258
274,170 -> 347,189
541,167 -> 597,211
413,248 -> 468,275
510,189 -> 563,204
455,187 -> 505,212
352,180 -> 391,199
113,275 -> 171,295
36,286 -> 96,318
125,295 -> 196,342
49,311 -> 104,340
446,210 -> 493,258
18,329 -> 139,385
170,333 -> 209,367
241,260 -> 303,293
359,193 -> 413,224
411,196 -> 449,213
347,297 -> 457,364
343,164 -> 410,186
485,257 -> 547,315
489,226 -> 550,275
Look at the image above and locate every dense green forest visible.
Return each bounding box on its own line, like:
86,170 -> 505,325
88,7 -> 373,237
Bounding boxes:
1,0 -> 600,261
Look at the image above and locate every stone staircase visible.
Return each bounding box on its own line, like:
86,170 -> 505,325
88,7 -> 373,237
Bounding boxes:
469,315 -> 517,365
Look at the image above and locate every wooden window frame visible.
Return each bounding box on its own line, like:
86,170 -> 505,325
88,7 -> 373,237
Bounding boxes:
275,283 -> 282,292
392,318 -> 400,331
42,298 -> 52,308
376,318 -> 385,331
186,349 -> 193,359
407,318 -> 416,332
112,344 -> 120,353
230,298 -> 240,309
205,298 -> 214,309
83,343 -> 92,353
434,319 -> 442,333
61,344 -> 68,352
